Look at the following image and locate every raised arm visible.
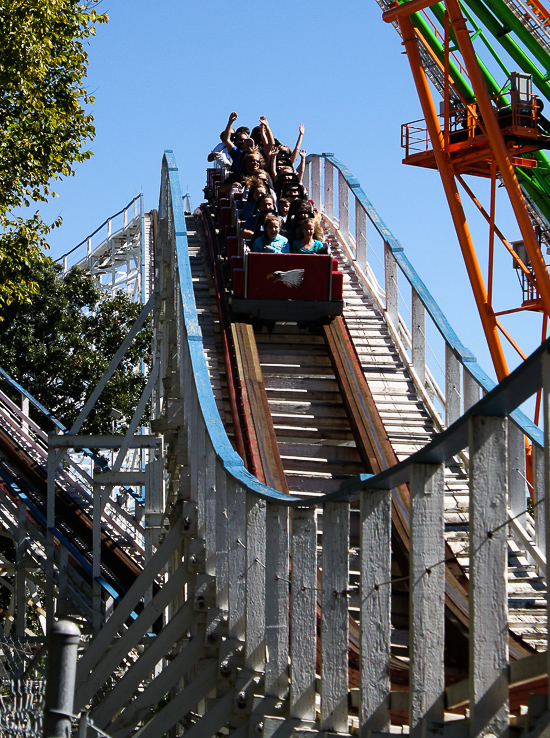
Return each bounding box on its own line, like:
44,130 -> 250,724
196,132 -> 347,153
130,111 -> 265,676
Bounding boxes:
296,149 -> 306,183
291,123 -> 305,165
268,146 -> 279,183
222,111 -> 239,151
259,116 -> 275,150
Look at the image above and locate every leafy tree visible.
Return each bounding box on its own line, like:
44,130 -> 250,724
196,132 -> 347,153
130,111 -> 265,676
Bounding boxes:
0,260 -> 151,435
0,0 -> 107,309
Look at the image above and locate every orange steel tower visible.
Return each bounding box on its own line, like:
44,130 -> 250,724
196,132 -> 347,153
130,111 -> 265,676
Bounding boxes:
382,0 -> 550,402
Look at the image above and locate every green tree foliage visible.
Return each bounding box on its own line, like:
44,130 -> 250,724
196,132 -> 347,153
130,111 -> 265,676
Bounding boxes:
0,260 -> 151,435
0,0 -> 107,309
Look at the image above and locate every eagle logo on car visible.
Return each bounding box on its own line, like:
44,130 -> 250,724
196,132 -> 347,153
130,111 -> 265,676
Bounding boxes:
266,269 -> 305,288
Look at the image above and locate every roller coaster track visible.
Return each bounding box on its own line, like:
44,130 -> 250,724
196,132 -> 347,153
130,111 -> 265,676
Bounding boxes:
1,152 -> 550,738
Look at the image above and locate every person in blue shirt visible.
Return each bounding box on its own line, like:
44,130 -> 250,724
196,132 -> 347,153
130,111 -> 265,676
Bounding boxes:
291,217 -> 328,254
252,214 -> 290,254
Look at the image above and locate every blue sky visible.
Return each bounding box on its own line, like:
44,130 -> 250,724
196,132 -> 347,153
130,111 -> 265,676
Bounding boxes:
36,0 -> 545,390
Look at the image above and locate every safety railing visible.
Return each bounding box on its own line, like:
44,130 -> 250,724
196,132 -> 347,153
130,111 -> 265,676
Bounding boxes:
55,195 -> 148,302
400,85 -> 542,159
74,151 -> 549,738
0,368 -> 149,636
304,152 -> 546,562
57,196 -> 143,272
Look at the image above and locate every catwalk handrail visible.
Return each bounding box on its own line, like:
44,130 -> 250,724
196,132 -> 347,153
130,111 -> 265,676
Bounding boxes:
56,194 -> 143,262
0,366 -> 142,502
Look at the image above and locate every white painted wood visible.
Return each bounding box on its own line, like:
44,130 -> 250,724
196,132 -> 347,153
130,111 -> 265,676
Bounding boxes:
325,160 -> 334,220
48,434 -> 158,448
384,242 -> 398,330
21,396 -> 29,437
204,435 -> 217,577
290,507 -> 317,721
245,495 -> 266,672
78,567 -> 191,714
196,419 -> 207,539
409,463 -> 445,738
411,289 -> 426,388
46,447 -> 57,633
227,482 -> 246,641
469,415 -> 509,737
321,502 -> 349,733
145,457 -> 165,538
265,502 -> 289,699
15,497 -> 27,639
189,390 -> 199,503
311,156 -> 321,209
76,520 -> 183,684
445,345 -> 461,427
104,635 -> 205,736
464,367 -> 481,411
92,479 -> 102,634
356,200 -> 367,269
215,460 -> 229,611
360,489 -> 391,734
338,170 -> 349,243
508,423 -> 527,530
128,660 -> 219,738
165,688 -> 233,738
532,442 -> 545,555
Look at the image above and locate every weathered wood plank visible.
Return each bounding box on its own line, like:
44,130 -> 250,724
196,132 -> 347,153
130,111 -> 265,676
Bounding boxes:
409,463 -> 445,738
469,415 -> 508,738
246,495 -> 266,672
445,345 -> 461,427
215,461 -> 229,611
411,289 -> 426,388
265,502 -> 289,699
228,482 -> 246,641
384,242 -> 398,329
321,502 -> 349,732
291,507 -> 317,721
360,489 -> 391,735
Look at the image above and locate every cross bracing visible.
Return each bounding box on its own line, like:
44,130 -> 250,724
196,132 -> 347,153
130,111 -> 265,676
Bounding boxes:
0,152 -> 548,738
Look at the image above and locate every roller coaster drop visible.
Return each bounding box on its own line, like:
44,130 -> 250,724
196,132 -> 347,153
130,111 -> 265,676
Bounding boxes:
3,0 -> 550,736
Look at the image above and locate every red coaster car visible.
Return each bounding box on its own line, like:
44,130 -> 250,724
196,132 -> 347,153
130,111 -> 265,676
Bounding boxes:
231,252 -> 343,322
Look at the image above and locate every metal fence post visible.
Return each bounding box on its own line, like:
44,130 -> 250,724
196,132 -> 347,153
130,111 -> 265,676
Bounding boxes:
44,619 -> 81,738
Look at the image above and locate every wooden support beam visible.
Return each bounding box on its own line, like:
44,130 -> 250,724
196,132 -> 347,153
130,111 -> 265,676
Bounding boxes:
228,483 -> 246,641
265,503 -> 289,700
291,507 -> 317,721
469,416 -> 509,737
321,502 -> 349,733
409,463 -> 445,737
245,495 -> 266,672
360,488 -> 391,734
